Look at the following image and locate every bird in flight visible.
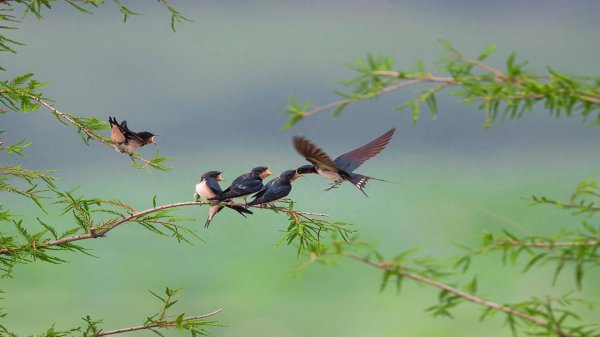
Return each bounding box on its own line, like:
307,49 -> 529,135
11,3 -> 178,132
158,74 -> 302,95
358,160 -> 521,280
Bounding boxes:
294,127 -> 396,197
109,116 -> 156,155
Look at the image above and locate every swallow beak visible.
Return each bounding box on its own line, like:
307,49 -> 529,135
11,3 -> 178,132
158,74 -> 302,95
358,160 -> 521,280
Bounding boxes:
265,168 -> 272,176
217,173 -> 224,181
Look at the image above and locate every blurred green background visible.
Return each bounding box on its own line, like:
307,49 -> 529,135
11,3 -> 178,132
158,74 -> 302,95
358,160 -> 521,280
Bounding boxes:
1,1 -> 600,336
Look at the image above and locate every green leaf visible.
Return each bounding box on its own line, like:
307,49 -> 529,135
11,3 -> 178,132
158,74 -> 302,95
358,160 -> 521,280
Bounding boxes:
477,44 -> 497,61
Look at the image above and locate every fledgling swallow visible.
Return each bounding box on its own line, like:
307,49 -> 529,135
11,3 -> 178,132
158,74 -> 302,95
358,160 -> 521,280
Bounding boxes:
293,127 -> 397,197
108,116 -> 156,155
208,166 -> 272,202
246,169 -> 300,206
194,170 -> 253,228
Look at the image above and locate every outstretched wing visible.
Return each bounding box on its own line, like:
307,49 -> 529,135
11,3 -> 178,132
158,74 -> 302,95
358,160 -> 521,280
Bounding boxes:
334,128 -> 396,173
109,117 -> 126,143
293,136 -> 339,171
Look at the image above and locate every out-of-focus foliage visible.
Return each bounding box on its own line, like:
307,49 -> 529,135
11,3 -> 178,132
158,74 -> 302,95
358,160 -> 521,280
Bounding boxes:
284,41 -> 600,129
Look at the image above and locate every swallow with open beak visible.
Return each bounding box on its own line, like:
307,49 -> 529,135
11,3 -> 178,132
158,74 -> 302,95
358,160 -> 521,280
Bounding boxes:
209,166 -> 272,202
246,169 -> 300,206
108,116 -> 156,155
194,170 -> 253,228
293,127 -> 396,197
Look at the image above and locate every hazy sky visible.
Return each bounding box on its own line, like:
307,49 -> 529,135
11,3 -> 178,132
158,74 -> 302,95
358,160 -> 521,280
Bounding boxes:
2,1 -> 599,173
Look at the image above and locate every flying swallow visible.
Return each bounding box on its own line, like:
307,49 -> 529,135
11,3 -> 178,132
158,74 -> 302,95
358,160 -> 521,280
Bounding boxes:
194,170 -> 253,228
108,116 -> 156,155
246,169 -> 300,206
293,127 -> 396,197
209,166 -> 272,202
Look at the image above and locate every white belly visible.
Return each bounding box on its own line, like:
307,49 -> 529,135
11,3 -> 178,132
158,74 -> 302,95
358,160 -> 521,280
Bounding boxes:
316,168 -> 343,182
195,180 -> 216,200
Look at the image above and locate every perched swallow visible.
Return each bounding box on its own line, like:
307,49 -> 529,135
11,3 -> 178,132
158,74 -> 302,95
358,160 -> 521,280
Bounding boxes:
246,169 -> 300,206
209,166 -> 272,202
108,116 -> 156,155
194,170 -> 253,228
294,127 -> 396,197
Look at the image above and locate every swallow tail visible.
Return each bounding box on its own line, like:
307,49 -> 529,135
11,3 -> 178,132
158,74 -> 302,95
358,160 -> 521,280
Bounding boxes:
346,173 -> 371,197
347,173 -> 398,198
225,204 -> 253,217
205,204 -> 223,228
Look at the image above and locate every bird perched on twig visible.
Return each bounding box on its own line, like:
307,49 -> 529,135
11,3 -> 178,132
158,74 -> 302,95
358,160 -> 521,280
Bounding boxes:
108,116 -> 156,155
194,170 -> 253,228
294,127 -> 396,197
209,166 -> 271,202
246,169 -> 300,206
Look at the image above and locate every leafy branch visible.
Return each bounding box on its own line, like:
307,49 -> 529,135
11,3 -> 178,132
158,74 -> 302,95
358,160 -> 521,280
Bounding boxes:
303,236 -> 597,337
93,287 -> 222,337
0,191 -> 344,276
531,177 -> 600,215
455,178 -> 600,289
0,74 -> 172,170
283,41 -> 600,128
1,0 -> 189,32
1,287 -> 222,337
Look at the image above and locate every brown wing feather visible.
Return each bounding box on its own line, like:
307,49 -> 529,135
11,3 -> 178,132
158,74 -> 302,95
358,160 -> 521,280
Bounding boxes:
334,127 -> 396,172
292,136 -> 339,171
119,121 -> 147,145
109,117 -> 126,143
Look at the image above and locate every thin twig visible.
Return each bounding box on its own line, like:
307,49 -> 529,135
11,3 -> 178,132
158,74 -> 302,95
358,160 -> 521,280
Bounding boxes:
96,308 -> 223,337
302,76 -> 454,118
495,239 -> 598,249
345,253 -> 569,337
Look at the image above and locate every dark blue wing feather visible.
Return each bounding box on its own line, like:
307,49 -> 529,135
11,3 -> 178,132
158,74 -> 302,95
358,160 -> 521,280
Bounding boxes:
247,180 -> 291,206
205,178 -> 222,194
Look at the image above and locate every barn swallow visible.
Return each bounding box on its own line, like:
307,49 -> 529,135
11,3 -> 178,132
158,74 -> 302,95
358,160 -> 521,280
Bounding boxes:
209,166 -> 272,202
108,116 -> 156,155
293,127 -> 396,197
246,169 -> 300,206
194,170 -> 253,228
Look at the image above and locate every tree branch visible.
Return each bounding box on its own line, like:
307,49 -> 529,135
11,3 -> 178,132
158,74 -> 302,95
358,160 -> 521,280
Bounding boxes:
345,253 -> 569,337
286,48 -> 600,128
96,308 -> 223,337
493,239 -> 598,249
303,77 -> 454,118
0,200 -> 330,255
28,95 -> 166,170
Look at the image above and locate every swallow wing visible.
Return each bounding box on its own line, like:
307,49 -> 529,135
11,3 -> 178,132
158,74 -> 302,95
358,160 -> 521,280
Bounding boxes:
109,117 -> 126,143
205,178 -> 223,194
333,127 -> 396,173
293,136 -> 339,171
217,178 -> 263,199
252,179 -> 275,198
249,180 -> 291,205
119,120 -> 147,145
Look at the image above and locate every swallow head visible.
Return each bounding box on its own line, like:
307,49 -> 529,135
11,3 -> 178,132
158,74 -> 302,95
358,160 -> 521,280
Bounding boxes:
296,164 -> 317,175
137,132 -> 156,145
201,170 -> 223,181
280,169 -> 300,182
252,166 -> 271,179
